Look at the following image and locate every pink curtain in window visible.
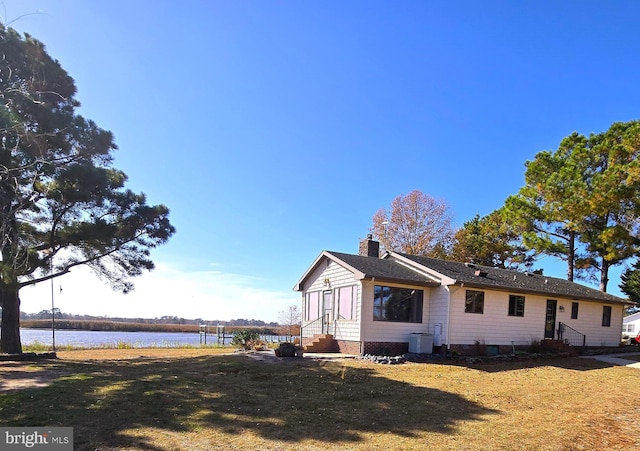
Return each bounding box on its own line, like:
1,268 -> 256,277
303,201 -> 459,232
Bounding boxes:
338,286 -> 354,320
307,292 -> 320,321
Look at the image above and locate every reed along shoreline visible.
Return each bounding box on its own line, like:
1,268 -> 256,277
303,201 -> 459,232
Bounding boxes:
20,320 -> 285,335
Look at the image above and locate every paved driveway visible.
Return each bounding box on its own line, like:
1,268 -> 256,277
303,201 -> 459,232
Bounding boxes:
580,352 -> 640,368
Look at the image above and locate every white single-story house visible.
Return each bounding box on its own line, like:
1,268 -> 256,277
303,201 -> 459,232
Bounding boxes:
294,236 -> 629,355
622,311 -> 640,339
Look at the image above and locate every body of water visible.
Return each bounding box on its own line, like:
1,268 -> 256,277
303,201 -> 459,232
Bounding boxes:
20,328 -> 293,348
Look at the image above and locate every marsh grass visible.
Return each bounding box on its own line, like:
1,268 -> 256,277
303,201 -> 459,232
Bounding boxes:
0,349 -> 639,450
22,341 -> 79,352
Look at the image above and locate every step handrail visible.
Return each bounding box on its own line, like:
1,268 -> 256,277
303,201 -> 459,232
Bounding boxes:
300,313 -> 331,339
558,321 -> 586,349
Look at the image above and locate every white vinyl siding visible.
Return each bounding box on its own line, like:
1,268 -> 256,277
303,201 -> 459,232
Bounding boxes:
427,285 -> 450,346
562,302 -> 623,346
300,257 -> 361,342
449,288 -> 545,346
622,312 -> 640,338
448,288 -> 624,347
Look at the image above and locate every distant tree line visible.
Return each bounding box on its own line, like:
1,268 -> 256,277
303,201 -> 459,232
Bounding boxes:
20,311 -> 278,327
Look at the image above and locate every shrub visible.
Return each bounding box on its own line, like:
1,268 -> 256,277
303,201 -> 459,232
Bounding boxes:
529,339 -> 541,353
231,329 -> 261,350
474,339 -> 487,356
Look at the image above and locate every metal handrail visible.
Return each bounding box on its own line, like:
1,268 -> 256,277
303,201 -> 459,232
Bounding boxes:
300,313 -> 331,339
558,321 -> 586,349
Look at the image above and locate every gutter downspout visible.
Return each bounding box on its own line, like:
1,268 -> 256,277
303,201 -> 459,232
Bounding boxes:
359,277 -> 373,355
447,283 -> 461,351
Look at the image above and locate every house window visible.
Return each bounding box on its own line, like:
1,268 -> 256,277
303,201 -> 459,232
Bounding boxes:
508,295 -> 525,317
571,302 -> 579,319
602,306 -> 612,327
336,286 -> 356,320
305,292 -> 320,321
624,324 -> 634,334
465,290 -> 484,314
373,285 -> 423,323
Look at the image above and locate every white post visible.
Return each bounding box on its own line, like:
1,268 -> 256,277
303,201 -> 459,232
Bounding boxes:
50,268 -> 55,352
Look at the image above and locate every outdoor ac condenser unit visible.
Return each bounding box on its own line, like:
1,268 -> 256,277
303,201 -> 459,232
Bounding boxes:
409,333 -> 433,354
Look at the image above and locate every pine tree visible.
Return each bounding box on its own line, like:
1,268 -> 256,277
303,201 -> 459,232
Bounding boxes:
0,26 -> 175,353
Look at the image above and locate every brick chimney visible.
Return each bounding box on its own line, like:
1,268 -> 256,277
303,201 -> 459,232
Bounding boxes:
359,234 -> 380,258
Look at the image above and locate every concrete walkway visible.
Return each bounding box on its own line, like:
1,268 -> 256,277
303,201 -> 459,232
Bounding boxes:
244,350 -> 357,362
303,352 -> 358,360
580,352 -> 640,368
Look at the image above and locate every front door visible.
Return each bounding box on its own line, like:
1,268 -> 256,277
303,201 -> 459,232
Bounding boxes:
322,290 -> 332,334
545,300 -> 557,339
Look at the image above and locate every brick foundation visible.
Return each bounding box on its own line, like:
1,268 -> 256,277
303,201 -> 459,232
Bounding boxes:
335,340 -> 361,355
362,341 -> 409,356
449,343 -> 530,356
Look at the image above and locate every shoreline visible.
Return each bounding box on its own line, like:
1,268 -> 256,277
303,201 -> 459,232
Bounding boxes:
20,320 -> 286,334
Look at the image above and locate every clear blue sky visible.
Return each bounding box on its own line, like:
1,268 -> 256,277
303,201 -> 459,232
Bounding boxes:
5,0 -> 640,321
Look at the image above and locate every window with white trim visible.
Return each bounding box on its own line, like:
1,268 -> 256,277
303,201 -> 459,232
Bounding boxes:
508,295 -> 525,317
305,292 -> 320,321
373,285 -> 423,323
336,286 -> 356,320
465,290 -> 484,314
602,306 -> 612,327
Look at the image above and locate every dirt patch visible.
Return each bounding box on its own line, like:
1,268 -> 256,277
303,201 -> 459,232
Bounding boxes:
0,362 -> 70,393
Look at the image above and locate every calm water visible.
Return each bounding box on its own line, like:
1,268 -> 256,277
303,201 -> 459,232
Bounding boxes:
20,328 -> 231,348
20,328 -> 291,348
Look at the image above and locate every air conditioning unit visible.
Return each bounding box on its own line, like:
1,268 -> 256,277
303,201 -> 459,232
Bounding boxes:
409,333 -> 433,354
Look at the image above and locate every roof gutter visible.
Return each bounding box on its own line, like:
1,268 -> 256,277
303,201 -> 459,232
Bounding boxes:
359,275 -> 440,287
449,280 -> 629,305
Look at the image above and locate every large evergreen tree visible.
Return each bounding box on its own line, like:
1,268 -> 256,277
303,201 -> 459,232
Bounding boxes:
621,259 -> 640,306
0,26 -> 175,353
504,121 -> 640,291
503,134 -> 586,282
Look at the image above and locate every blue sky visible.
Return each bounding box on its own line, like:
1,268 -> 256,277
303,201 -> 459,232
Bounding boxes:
5,1 -> 640,321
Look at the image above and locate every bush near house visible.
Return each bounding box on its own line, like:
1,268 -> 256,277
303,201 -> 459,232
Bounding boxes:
230,329 -> 264,350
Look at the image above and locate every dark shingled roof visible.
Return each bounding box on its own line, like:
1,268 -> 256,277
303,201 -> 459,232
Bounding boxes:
325,251 -> 438,286
312,250 -> 627,304
396,253 -> 627,304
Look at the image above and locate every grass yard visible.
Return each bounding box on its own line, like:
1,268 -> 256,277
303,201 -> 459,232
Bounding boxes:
0,349 -> 639,450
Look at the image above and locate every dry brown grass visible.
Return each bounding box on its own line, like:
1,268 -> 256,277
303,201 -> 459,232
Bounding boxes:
0,349 -> 639,450
58,347 -> 232,361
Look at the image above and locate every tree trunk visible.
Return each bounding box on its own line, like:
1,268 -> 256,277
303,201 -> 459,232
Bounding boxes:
567,231 -> 575,282
600,259 -> 610,292
0,286 -> 23,354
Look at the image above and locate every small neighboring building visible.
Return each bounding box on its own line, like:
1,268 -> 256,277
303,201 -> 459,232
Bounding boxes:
622,311 -> 640,339
294,236 -> 629,355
